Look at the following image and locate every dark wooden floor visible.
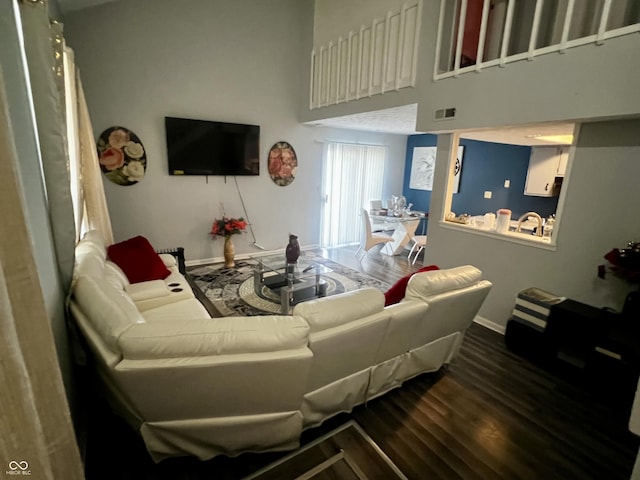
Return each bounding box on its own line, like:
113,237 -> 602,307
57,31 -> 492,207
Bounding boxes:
83,245 -> 639,479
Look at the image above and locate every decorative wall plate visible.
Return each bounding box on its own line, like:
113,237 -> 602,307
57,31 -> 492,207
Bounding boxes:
97,126 -> 147,186
268,141 -> 297,186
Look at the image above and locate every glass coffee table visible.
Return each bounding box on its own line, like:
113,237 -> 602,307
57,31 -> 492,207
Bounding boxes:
253,254 -> 332,314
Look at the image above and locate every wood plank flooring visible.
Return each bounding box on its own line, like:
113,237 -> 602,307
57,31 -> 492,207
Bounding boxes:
83,245 -> 640,479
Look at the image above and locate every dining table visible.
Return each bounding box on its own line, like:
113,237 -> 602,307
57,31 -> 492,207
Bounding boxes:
370,212 -> 425,256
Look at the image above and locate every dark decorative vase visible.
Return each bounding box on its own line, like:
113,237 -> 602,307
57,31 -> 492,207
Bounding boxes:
285,234 -> 300,264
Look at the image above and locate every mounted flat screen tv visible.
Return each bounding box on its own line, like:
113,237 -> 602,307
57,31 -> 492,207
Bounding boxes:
165,117 -> 260,176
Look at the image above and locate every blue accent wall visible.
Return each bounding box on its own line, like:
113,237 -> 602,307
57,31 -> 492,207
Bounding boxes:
402,134 -> 559,224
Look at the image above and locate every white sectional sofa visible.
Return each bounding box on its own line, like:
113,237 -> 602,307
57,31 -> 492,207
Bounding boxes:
69,230 -> 492,462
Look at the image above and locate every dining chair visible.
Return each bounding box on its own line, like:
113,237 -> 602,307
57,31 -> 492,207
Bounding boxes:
355,209 -> 393,260
368,200 -> 388,232
370,199 -> 383,211
407,235 -> 427,265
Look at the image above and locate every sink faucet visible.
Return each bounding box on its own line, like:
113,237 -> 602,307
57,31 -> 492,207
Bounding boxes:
516,212 -> 543,237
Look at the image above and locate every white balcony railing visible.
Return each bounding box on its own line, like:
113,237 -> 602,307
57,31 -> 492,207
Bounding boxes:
309,0 -> 422,110
434,0 -> 640,80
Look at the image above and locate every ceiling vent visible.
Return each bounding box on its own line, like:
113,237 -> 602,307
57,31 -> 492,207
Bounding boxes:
435,107 -> 456,120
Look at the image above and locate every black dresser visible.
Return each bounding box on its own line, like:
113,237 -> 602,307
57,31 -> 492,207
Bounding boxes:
506,298 -> 640,409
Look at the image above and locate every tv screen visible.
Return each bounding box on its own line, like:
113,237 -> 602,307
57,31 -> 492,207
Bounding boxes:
165,117 -> 260,176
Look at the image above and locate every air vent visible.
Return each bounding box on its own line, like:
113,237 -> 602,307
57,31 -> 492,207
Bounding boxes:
434,107 -> 456,120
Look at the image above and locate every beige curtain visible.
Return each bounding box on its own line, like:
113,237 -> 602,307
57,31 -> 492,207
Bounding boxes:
19,0 -> 76,290
77,74 -> 114,244
63,46 -> 83,241
0,66 -> 84,480
62,40 -> 113,245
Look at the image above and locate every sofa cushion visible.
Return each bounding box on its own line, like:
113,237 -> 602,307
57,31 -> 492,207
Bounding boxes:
107,235 -> 171,284
118,316 -> 310,359
163,268 -> 188,286
141,298 -> 210,322
405,265 -> 482,302
384,265 -> 440,306
125,280 -> 171,302
293,287 -> 384,332
74,249 -> 105,279
158,253 -> 177,268
104,260 -> 130,288
73,275 -> 144,352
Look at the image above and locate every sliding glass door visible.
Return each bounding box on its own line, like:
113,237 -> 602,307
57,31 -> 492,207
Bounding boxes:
320,142 -> 387,247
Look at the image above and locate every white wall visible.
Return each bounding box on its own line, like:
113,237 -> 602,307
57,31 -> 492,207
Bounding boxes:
63,0 -> 407,261
419,34 -> 640,133
313,0 -> 407,46
426,119 -> 640,329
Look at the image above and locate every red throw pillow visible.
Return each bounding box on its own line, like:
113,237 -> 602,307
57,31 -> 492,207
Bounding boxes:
384,265 -> 440,306
107,236 -> 171,284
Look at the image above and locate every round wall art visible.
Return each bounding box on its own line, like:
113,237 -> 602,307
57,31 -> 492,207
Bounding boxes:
268,141 -> 297,187
97,126 -> 146,186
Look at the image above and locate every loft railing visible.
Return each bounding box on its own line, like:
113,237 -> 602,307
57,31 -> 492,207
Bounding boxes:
434,0 -> 640,80
309,0 -> 422,110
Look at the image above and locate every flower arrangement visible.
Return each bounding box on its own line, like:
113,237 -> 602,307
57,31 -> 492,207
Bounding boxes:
598,241 -> 640,283
210,217 -> 248,238
97,126 -> 147,186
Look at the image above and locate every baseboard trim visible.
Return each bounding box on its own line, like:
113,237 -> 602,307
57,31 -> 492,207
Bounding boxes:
186,245 -> 321,267
473,315 -> 505,335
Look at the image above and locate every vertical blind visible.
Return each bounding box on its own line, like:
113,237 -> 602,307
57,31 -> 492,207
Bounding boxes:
321,142 -> 387,247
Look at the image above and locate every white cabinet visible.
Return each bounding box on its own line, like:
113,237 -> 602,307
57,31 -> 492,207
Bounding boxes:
524,146 -> 569,196
556,147 -> 569,176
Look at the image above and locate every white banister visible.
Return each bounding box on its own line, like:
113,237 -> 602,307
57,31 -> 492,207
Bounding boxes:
559,0 -> 576,53
320,46 -> 328,106
368,19 -> 376,97
528,0 -> 544,60
433,0 -> 639,81
357,25 -> 364,100
410,0 -> 423,87
453,0 -> 468,76
325,42 -> 335,105
396,4 -> 407,91
336,37 -> 343,104
309,49 -> 316,108
433,0 -> 446,81
316,47 -> 322,107
474,0 -> 491,71
500,0 -> 515,67
309,0 -> 421,109
597,0 -> 613,45
346,32 -> 353,102
382,11 -> 391,94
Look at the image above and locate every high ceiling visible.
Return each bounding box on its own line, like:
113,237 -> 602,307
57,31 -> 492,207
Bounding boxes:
304,104 -> 421,135
57,1 -> 575,147
306,104 -> 576,146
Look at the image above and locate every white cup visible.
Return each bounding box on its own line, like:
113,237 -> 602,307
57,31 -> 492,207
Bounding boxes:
496,209 -> 511,233
483,213 -> 496,230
